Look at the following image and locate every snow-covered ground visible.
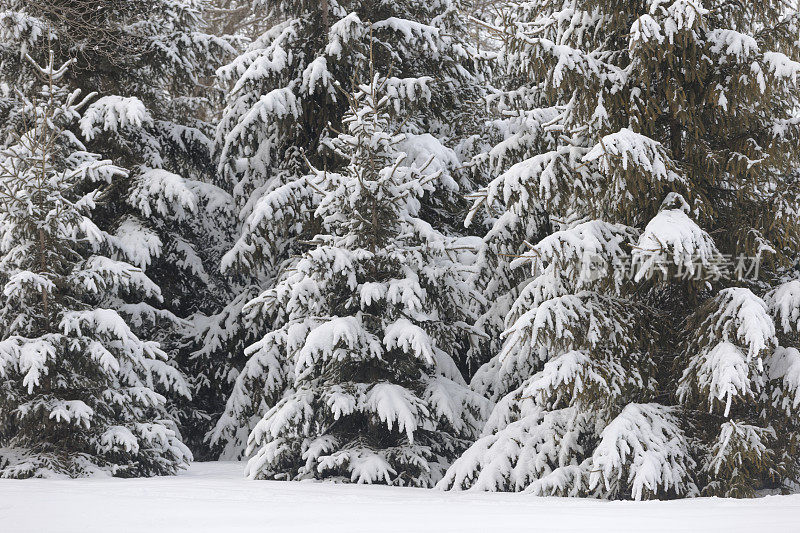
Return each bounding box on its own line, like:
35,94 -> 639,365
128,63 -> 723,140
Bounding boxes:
3,461 -> 800,532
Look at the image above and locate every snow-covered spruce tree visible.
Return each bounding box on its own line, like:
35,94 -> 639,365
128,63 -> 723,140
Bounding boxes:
210,0 -> 487,456
0,1 -> 238,456
236,72 -> 488,485
637,2 -> 800,498
0,54 -> 191,478
440,1 -> 800,499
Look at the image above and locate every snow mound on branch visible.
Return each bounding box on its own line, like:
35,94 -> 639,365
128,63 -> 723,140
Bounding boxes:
294,315 -> 382,378
707,29 -> 759,61
49,400 -> 94,428
688,342 -> 752,417
384,318 -> 436,366
300,56 -> 335,97
99,426 -> 139,454
763,52 -> 800,82
767,346 -> 800,413
3,272 -> 55,299
0,337 -> 57,393
106,218 -> 163,269
633,194 -> 720,281
80,96 -> 152,140
396,133 -> 459,188
73,256 -> 161,300
765,280 -> 800,334
510,220 -> 637,292
711,288 -> 776,361
583,129 -> 680,184
365,383 -> 429,441
130,169 -> 199,218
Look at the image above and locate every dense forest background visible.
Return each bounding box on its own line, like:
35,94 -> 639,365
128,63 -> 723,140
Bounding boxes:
1,0 -> 800,500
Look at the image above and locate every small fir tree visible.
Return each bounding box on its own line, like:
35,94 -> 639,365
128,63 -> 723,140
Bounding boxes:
0,0 -> 238,456
234,70 -> 488,485
0,54 -> 191,478
211,0 -> 486,455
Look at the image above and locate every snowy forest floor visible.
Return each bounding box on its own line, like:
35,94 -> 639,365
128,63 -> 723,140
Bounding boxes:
3,462 -> 800,532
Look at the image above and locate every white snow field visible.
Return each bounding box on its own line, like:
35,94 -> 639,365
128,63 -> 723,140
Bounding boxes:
2,461 -> 800,533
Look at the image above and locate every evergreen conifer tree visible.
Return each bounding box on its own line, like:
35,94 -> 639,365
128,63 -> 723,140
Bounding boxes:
230,68 -> 487,485
0,54 -> 191,478
210,0 -> 486,456
441,0 -> 800,499
0,0 -> 237,456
